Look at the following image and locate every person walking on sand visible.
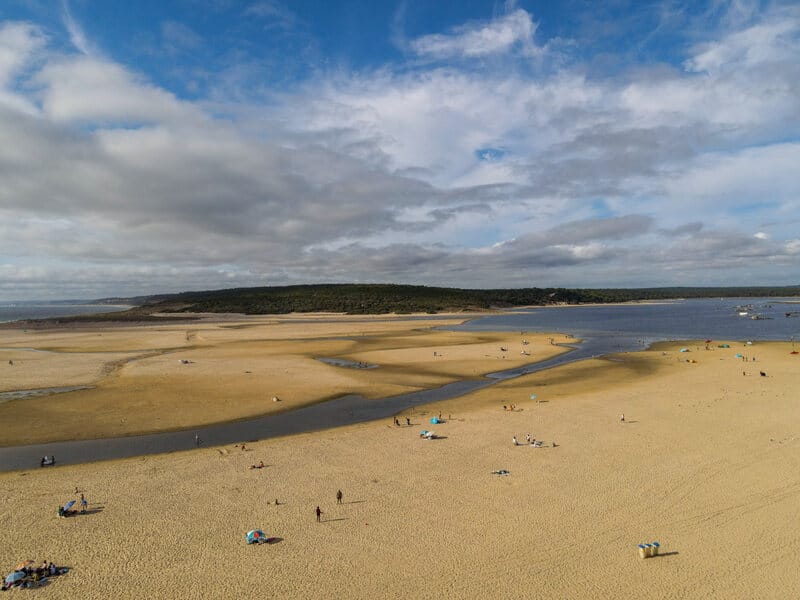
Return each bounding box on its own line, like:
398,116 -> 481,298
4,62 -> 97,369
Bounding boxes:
336,489 -> 343,504
406,417 -> 410,426
316,506 -> 322,522
620,413 -> 625,423
80,493 -> 87,513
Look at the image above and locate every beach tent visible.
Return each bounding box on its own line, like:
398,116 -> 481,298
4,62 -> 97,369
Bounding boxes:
679,348 -> 690,353
530,394 -> 537,401
430,417 -> 440,424
5,572 -> 25,585
736,353 -> 743,358
718,344 -> 730,348
246,529 -> 266,544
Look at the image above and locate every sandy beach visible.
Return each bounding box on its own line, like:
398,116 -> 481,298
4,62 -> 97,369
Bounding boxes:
2,316 -> 799,598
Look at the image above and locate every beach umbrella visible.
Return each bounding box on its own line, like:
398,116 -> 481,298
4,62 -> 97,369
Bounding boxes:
63,500 -> 76,511
246,529 -> 266,544
530,394 -> 537,400
5,571 -> 25,585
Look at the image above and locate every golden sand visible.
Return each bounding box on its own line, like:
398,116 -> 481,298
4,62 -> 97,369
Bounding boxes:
2,317 -> 799,598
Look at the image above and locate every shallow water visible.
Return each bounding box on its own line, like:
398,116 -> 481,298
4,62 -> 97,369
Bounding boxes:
1,297 -> 798,471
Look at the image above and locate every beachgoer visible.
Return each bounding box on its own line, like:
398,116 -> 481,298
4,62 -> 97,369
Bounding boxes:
336,489 -> 343,504
194,434 -> 201,448
525,433 -> 531,443
620,413 -> 625,422
241,444 -> 246,451
406,417 -> 410,426
512,436 -> 518,446
81,493 -> 87,513
503,405 -> 507,411
316,506 -> 322,522
394,417 -> 400,426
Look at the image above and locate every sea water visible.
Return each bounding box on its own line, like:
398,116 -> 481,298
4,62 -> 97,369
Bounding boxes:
0,302 -> 130,323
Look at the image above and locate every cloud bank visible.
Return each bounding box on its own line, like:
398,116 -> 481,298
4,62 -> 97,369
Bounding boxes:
0,2 -> 799,299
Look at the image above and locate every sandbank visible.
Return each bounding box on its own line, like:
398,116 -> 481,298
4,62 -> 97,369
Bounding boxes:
0,314 -> 572,445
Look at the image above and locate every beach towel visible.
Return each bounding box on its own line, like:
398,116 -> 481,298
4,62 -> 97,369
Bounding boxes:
492,470 -> 510,476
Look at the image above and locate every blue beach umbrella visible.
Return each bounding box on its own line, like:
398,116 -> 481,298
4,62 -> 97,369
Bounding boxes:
246,529 -> 266,544
63,500 -> 75,511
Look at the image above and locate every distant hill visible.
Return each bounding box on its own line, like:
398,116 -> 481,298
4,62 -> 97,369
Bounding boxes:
83,283 -> 800,319
14,283 -> 799,324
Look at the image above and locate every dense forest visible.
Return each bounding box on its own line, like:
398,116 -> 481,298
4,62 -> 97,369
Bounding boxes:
72,283 -> 800,320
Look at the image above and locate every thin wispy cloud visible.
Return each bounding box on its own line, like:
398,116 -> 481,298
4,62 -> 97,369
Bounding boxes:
61,0 -> 94,56
409,8 -> 541,59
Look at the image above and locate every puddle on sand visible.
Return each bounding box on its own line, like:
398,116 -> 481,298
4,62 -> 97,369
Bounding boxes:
0,386 -> 92,403
316,357 -> 378,369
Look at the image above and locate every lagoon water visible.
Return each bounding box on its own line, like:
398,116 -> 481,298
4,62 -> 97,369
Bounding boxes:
2,297 -> 799,471
455,297 -> 800,348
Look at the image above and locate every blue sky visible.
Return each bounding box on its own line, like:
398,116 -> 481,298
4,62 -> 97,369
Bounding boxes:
0,0 -> 799,299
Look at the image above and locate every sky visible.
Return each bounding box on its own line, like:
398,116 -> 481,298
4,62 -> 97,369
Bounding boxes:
0,0 -> 799,300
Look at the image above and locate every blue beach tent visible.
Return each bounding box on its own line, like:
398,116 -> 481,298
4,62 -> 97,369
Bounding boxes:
5,572 -> 25,585
246,529 -> 267,544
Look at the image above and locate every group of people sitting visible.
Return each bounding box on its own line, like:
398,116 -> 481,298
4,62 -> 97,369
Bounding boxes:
2,560 -> 68,590
512,433 -> 543,447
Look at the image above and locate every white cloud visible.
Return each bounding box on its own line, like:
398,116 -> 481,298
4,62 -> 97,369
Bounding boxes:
409,9 -> 540,59
35,56 -> 203,124
684,12 -> 800,74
